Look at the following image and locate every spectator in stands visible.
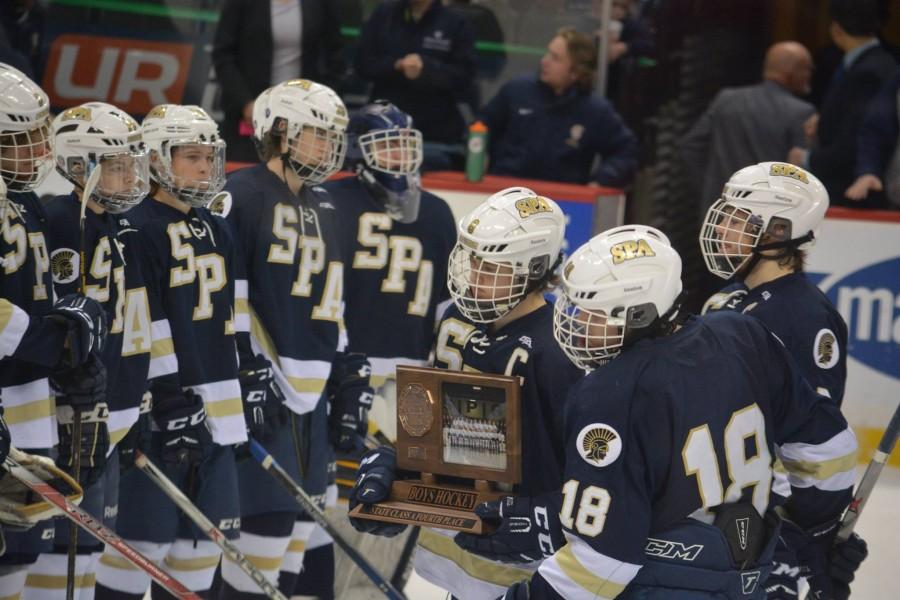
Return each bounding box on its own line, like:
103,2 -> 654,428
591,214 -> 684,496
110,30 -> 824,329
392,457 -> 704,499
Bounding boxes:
356,0 -> 476,170
681,41 -> 815,213
213,0 -> 345,162
0,0 -> 44,78
480,26 -> 638,187
788,0 -> 896,207
845,70 -> 900,209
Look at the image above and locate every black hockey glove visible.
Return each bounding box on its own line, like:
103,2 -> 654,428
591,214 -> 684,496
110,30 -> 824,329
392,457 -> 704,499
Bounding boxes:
798,519 -> 868,600
327,353 -> 374,452
348,446 -> 407,537
239,354 -> 288,444
455,493 -> 566,564
52,353 -> 109,485
152,389 -> 213,467
46,294 -> 107,370
117,392 -> 153,472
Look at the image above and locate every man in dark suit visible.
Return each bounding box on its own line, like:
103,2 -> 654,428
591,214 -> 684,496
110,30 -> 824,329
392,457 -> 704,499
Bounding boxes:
789,0 -> 897,208
681,41 -> 816,213
212,0 -> 346,163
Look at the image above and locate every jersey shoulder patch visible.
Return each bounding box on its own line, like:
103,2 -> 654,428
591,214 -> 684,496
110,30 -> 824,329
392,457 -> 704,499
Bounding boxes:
576,422 -> 622,468
813,328 -> 840,369
208,191 -> 233,217
50,247 -> 79,285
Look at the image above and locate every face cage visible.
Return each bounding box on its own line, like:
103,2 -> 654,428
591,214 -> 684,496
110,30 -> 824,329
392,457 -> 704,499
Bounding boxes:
0,123 -> 54,192
286,127 -> 346,184
90,150 -> 151,214
447,243 -> 530,323
700,199 -> 765,279
359,128 -> 423,176
552,293 -> 626,371
154,141 -> 226,207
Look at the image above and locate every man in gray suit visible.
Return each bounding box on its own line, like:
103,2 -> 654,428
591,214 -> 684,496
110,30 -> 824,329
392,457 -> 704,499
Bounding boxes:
681,42 -> 816,212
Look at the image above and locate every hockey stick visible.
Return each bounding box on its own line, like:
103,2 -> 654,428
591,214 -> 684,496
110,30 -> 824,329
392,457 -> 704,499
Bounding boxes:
389,527 -> 419,591
133,451 -> 287,600
247,439 -> 406,600
4,448 -> 201,600
837,402 -> 900,542
65,164 -> 103,600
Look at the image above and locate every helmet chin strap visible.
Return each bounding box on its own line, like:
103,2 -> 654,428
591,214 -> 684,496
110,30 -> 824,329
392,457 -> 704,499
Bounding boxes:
739,230 -> 815,278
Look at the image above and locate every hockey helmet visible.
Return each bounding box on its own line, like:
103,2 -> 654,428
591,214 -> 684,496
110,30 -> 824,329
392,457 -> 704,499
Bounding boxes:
0,63 -> 53,191
252,79 -> 348,184
346,100 -> 423,223
700,162 -> 829,279
448,187 -> 565,323
141,104 -> 226,207
52,102 -> 150,214
554,225 -> 683,369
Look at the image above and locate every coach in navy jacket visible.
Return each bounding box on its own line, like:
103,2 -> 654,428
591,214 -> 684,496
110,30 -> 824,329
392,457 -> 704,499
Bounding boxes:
481,28 -> 638,187
356,0 -> 476,146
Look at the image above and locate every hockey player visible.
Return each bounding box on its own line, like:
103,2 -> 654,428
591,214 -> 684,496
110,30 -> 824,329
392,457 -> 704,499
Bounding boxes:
699,162 -> 864,599
0,64 -> 105,597
213,79 -> 358,600
500,225 -> 860,599
324,100 -> 456,396
29,102 -> 157,599
349,187 -> 584,600
94,104 -> 246,598
310,101 -> 456,597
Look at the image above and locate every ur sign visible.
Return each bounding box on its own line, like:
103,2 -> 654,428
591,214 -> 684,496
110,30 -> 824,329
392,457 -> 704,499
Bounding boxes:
43,35 -> 193,115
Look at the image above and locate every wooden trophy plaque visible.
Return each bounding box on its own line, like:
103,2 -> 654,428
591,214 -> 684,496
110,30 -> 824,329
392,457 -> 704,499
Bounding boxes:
349,365 -> 522,534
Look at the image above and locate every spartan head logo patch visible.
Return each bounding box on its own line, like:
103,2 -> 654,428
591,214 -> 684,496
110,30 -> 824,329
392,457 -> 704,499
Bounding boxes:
576,423 -> 622,467
208,191 -> 232,217
814,328 -> 839,369
50,248 -> 79,284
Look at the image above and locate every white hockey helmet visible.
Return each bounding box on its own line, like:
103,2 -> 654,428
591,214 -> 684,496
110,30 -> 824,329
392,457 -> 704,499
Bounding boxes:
252,79 -> 348,183
0,62 -> 53,191
141,104 -> 226,207
554,225 -> 683,369
700,162 -> 829,279
52,102 -> 150,214
448,187 -> 566,323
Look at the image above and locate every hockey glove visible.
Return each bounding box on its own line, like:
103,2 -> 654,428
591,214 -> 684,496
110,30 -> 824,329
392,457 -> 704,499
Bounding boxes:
797,519 -> 868,600
47,294 -> 107,370
152,389 -> 213,467
52,352 -> 109,485
117,392 -> 153,472
455,493 -> 565,564
239,354 -> 288,444
327,353 -> 374,452
348,446 -> 407,537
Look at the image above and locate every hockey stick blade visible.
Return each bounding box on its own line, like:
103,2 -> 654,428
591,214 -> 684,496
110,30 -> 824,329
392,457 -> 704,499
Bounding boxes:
837,402 -> 900,542
247,439 -> 406,600
4,449 -> 200,600
134,451 -> 286,600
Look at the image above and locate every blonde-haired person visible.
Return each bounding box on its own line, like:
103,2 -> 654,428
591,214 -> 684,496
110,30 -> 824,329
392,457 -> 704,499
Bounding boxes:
480,27 -> 638,187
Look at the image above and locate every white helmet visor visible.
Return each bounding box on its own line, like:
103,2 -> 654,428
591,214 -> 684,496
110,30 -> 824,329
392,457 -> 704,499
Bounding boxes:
286,125 -> 346,183
359,127 -> 423,176
447,242 -> 530,323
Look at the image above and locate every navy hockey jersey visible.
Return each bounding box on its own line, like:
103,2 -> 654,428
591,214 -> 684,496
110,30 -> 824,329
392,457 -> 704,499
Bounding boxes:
323,176 -> 456,387
532,312 -> 857,599
416,302 -> 584,599
704,273 -> 848,406
0,191 -> 55,448
222,164 -> 345,415
130,199 -> 246,445
44,194 -> 159,446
